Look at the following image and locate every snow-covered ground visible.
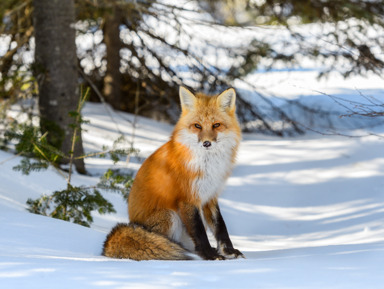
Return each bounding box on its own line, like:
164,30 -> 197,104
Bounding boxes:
1,67 -> 384,288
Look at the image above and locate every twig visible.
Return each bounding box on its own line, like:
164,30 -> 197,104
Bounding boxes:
77,67 -> 124,135
126,81 -> 140,164
0,151 -> 24,165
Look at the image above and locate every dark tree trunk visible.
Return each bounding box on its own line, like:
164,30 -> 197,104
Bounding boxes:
103,7 -> 123,110
32,0 -> 86,174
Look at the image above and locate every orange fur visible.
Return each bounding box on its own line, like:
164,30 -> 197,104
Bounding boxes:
102,223 -> 193,260
103,87 -> 244,260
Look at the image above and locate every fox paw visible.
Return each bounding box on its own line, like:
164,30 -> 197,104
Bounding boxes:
221,247 -> 245,259
213,254 -> 226,261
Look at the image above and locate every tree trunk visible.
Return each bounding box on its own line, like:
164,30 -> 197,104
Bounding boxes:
103,6 -> 123,110
32,0 -> 86,174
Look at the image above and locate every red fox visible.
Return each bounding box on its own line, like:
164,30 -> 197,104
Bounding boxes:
103,86 -> 244,260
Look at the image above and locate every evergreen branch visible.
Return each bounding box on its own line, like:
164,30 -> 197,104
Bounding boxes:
73,147 -> 138,160
31,140 -> 67,179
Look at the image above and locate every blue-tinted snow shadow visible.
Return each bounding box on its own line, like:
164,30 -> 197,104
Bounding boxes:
220,171 -> 384,258
219,133 -> 384,255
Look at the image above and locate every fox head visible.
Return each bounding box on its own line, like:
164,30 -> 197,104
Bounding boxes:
173,86 -> 241,152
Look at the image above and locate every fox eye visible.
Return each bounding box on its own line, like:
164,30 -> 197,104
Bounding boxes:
194,123 -> 202,129
213,123 -> 220,128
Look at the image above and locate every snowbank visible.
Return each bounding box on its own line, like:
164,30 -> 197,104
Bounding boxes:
1,90 -> 384,288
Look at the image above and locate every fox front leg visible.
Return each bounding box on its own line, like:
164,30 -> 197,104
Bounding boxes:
179,203 -> 225,260
203,200 -> 245,259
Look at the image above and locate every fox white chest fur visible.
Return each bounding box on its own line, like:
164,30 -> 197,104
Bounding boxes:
178,129 -> 239,205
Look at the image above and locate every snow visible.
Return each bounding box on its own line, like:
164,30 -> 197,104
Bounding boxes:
1,71 -> 384,288
2,16 -> 384,286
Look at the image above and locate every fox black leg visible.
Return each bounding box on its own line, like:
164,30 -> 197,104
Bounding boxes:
204,201 -> 245,259
179,203 -> 225,260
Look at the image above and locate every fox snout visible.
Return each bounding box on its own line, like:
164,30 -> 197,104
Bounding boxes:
199,132 -> 217,149
203,141 -> 211,148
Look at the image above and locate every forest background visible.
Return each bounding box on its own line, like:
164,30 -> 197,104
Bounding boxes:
1,0 -> 384,236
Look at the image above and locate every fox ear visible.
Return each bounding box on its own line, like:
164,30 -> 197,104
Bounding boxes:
179,86 -> 196,111
217,88 -> 236,112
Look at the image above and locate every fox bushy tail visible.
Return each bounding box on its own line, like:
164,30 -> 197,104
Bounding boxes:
102,223 -> 194,261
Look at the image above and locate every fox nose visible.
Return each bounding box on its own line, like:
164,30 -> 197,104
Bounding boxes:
203,141 -> 211,148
